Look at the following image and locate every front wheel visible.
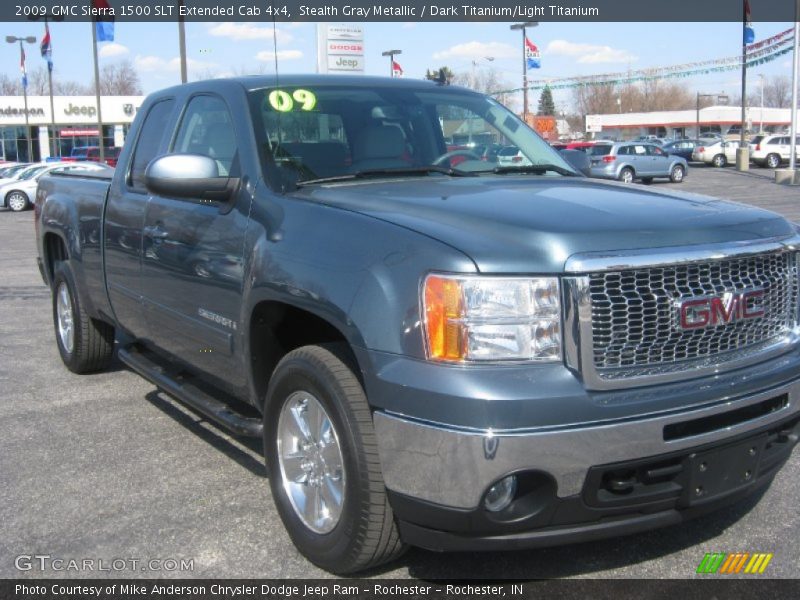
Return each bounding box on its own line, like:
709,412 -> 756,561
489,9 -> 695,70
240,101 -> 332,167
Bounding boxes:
264,343 -> 406,574
712,154 -> 727,168
618,167 -> 634,184
670,164 -> 685,183
6,191 -> 29,212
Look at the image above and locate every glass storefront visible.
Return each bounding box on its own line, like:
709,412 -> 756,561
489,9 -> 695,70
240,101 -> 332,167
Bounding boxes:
1,126 -> 38,162
0,124 -> 131,162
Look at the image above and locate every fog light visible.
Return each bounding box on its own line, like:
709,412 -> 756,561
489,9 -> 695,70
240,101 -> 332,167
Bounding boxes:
484,475 -> 517,512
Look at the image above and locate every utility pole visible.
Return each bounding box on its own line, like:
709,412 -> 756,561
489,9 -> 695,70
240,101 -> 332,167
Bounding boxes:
737,0 -> 750,171
510,21 -> 538,123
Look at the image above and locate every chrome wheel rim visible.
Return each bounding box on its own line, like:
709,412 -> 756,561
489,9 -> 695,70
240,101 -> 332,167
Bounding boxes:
672,167 -> 683,181
714,156 -> 724,167
768,155 -> 779,168
621,170 -> 633,183
56,282 -> 74,354
277,391 -> 345,534
8,193 -> 26,211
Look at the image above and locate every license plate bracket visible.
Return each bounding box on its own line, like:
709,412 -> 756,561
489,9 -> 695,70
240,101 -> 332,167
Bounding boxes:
684,435 -> 765,505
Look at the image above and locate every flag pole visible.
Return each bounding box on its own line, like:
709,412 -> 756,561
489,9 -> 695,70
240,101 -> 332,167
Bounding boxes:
45,18 -> 57,157
91,20 -> 105,164
737,0 -> 749,171
20,40 -> 33,162
178,0 -> 187,83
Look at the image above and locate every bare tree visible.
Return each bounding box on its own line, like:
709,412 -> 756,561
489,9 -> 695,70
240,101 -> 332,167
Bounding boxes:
54,79 -> 88,95
452,67 -> 515,110
0,73 -> 21,95
26,67 -> 50,96
92,59 -> 142,95
764,75 -> 792,108
574,78 -> 695,116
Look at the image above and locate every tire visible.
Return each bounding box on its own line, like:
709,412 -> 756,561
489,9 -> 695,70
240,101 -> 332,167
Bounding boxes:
712,154 -> 727,168
766,153 -> 781,169
618,167 -> 634,183
52,261 -> 115,373
263,343 -> 406,574
669,164 -> 685,183
6,191 -> 29,212
641,177 -> 653,184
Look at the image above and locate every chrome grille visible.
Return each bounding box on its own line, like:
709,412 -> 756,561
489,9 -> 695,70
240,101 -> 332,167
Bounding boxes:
588,252 -> 798,371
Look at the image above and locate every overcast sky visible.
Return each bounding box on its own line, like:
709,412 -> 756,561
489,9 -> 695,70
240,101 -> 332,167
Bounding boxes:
0,20 -> 793,111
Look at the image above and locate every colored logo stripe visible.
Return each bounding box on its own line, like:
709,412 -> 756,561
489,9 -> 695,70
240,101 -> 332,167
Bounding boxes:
697,553 -> 773,574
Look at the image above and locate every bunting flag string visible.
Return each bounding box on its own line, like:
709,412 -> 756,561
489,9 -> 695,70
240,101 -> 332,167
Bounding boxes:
492,31 -> 794,95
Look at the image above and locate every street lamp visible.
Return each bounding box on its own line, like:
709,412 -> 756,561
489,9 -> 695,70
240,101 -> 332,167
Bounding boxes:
757,73 -> 765,134
470,56 -> 494,89
510,21 -> 538,123
695,92 -> 728,139
6,35 -> 37,162
381,49 -> 402,78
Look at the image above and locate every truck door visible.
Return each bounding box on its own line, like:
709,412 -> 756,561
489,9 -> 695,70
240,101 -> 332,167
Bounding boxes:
104,98 -> 175,336
139,94 -> 248,392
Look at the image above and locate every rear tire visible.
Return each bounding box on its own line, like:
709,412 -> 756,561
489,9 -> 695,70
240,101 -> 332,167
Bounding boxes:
669,165 -> 685,183
712,154 -> 727,168
263,343 -> 406,574
618,167 -> 634,183
52,262 -> 115,373
766,153 -> 781,169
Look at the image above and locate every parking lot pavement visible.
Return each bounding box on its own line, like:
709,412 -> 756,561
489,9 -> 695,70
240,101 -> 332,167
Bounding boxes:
1,167 -> 799,580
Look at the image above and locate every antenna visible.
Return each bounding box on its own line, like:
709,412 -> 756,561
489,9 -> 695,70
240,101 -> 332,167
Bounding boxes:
269,0 -> 287,191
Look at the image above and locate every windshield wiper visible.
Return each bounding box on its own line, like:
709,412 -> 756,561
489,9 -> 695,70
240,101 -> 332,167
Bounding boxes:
296,165 -> 476,186
489,164 -> 577,177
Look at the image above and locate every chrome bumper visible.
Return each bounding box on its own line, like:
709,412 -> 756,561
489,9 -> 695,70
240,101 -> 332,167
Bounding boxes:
374,379 -> 800,509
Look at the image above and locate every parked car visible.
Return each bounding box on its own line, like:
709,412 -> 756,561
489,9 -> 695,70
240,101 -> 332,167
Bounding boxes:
0,163 -> 30,180
558,148 -> 591,176
2,162 -> 112,212
36,75 -> 800,574
565,141 -> 596,152
86,146 -> 122,167
661,139 -> 703,161
751,134 -> 800,169
496,145 -> 532,167
692,140 -> 741,167
60,146 -> 94,163
589,141 -> 688,183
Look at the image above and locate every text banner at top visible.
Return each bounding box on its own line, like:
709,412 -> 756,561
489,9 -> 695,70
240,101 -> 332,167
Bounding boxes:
4,0 -> 798,23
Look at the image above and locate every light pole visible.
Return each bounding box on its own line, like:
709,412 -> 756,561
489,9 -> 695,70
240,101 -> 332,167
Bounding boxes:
470,56 -> 494,89
381,49 -> 401,78
757,73 -> 765,134
510,21 -> 538,123
6,35 -> 36,162
696,92 -> 728,139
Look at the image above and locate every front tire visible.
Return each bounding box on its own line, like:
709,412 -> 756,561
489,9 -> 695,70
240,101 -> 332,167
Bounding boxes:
618,167 -> 634,183
670,164 -> 685,183
264,343 -> 405,574
52,262 -> 115,373
712,154 -> 727,168
766,153 -> 781,169
6,191 -> 29,212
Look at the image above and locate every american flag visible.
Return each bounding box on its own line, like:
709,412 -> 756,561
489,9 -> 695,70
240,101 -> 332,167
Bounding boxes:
20,45 -> 27,89
93,0 -> 115,42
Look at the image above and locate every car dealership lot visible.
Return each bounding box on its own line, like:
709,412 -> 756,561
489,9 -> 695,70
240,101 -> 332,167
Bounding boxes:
2,167 -> 800,580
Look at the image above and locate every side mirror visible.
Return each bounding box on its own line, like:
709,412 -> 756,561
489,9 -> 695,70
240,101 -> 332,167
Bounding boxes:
144,154 -> 237,202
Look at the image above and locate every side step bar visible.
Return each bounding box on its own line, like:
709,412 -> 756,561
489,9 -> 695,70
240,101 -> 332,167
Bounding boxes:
118,346 -> 263,438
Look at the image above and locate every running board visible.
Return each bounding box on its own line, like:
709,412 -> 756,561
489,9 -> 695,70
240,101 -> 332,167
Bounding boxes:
118,346 -> 263,438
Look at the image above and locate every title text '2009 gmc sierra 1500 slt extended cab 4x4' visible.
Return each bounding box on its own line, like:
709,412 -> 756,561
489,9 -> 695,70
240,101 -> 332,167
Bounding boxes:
35,75 -> 800,574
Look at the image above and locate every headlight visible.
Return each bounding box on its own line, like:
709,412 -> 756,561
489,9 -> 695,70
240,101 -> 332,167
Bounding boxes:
422,274 -> 561,362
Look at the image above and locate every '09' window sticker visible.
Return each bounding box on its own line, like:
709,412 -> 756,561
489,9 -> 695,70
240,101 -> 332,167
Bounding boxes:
268,89 -> 317,112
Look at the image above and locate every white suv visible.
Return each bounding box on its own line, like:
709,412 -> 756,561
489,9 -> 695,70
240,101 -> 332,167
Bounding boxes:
751,134 -> 800,169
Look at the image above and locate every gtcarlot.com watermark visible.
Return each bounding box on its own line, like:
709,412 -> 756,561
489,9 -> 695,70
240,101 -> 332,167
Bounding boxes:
15,554 -> 194,573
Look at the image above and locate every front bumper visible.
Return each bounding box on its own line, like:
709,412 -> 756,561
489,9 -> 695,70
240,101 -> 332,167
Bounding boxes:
373,374 -> 800,550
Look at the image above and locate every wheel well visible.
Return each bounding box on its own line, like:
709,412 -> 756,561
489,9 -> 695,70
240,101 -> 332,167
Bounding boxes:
249,301 -> 360,406
44,233 -> 68,284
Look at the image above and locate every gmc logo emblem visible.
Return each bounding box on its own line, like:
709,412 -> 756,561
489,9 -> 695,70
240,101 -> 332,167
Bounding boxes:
677,288 -> 765,330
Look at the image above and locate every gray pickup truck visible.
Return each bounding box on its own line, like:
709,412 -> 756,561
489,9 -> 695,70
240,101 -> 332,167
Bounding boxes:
35,75 -> 800,574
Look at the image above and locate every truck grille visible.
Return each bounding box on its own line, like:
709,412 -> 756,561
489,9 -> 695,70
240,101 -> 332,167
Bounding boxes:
588,252 -> 798,372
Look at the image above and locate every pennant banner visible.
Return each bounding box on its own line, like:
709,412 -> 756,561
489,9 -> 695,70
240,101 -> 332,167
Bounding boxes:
525,37 -> 540,70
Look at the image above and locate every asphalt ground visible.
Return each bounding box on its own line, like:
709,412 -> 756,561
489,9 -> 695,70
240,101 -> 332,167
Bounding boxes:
2,165 -> 800,581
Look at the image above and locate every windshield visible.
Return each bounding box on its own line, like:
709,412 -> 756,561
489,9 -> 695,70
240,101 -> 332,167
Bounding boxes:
15,165 -> 47,180
590,144 -> 613,156
248,85 -> 575,185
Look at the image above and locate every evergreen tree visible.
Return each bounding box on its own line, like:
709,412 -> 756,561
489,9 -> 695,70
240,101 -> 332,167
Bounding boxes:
537,86 -> 556,116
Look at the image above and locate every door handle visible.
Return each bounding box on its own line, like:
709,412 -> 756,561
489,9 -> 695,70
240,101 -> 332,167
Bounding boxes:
143,225 -> 169,239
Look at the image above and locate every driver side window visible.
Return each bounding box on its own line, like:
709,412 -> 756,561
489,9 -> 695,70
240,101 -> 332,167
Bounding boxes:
173,95 -> 238,177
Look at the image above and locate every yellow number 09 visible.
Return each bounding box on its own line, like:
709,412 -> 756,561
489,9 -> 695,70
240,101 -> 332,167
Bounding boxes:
268,89 -> 317,112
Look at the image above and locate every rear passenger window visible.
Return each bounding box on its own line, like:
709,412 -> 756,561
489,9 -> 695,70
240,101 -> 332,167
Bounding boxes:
173,95 -> 238,176
129,99 -> 175,191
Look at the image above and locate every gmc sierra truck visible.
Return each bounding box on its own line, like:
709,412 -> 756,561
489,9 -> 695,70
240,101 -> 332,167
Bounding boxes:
35,75 -> 800,574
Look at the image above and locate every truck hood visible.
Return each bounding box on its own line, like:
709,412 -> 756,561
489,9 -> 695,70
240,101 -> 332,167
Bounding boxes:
298,176 -> 794,273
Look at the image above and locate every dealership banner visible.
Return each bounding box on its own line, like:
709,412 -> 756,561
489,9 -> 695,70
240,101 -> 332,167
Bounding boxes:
3,0 -> 796,22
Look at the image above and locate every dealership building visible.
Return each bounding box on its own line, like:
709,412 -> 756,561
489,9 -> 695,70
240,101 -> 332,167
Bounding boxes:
0,95 -> 145,162
586,105 -> 798,140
